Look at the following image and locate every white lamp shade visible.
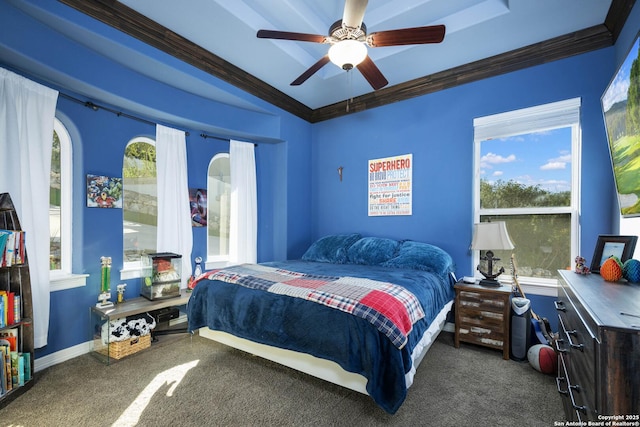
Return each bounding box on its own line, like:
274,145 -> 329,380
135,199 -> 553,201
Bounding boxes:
328,40 -> 367,69
471,221 -> 515,250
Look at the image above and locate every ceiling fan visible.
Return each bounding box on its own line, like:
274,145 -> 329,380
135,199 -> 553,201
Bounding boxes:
257,0 -> 445,90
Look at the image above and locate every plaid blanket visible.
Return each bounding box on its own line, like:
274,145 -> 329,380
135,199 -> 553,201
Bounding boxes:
201,264 -> 425,349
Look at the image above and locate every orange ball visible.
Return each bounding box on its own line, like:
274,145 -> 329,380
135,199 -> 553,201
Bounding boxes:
600,257 -> 623,281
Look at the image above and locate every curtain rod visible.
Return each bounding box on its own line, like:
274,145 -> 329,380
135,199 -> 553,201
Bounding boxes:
58,92 -> 192,136
200,133 -> 257,146
58,93 -> 259,145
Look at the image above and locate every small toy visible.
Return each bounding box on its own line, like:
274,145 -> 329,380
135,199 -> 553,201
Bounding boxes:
601,256 -> 623,282
623,258 -> 640,282
116,283 -> 127,304
574,256 -> 590,275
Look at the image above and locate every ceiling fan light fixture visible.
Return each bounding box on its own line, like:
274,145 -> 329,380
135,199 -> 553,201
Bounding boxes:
328,40 -> 367,70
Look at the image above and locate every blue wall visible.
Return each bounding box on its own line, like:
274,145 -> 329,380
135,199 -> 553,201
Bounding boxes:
1,0 -> 638,359
311,47 -> 617,276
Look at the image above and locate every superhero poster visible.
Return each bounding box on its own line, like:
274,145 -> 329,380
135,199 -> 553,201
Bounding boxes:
86,174 -> 123,208
189,188 -> 207,227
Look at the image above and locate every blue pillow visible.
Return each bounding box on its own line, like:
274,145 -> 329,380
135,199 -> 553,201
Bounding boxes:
381,241 -> 455,275
301,233 -> 362,263
347,237 -> 400,265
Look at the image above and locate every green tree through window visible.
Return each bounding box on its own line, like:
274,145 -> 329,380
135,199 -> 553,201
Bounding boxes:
123,138 -> 157,264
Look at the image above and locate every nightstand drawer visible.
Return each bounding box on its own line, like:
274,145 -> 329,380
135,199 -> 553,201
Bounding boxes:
458,290 -> 507,313
457,323 -> 505,348
458,308 -> 505,329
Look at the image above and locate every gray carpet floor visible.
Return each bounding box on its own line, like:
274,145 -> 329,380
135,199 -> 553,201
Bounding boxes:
0,331 -> 564,426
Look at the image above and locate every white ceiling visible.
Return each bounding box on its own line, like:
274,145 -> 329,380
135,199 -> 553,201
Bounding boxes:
111,0 -> 613,109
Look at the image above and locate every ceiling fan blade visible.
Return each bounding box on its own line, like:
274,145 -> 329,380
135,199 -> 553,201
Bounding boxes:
342,0 -> 368,29
257,29 -> 327,44
291,55 -> 331,86
367,24 -> 445,47
356,56 -> 388,90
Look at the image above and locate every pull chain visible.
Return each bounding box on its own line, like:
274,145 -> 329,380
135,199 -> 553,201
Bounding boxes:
346,70 -> 353,113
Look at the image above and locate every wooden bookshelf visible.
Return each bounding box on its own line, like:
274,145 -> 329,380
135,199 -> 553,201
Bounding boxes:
0,193 -> 35,408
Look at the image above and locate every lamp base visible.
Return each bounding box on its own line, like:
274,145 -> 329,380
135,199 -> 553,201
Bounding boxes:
479,278 -> 501,287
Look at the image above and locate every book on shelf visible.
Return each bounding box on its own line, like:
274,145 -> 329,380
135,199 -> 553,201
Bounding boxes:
0,340 -> 12,392
13,295 -> 20,323
17,353 -> 24,386
22,352 -> 30,381
0,353 -> 4,396
10,351 -> 18,388
0,343 -> 8,395
0,291 -> 16,327
0,229 -> 25,267
0,232 -> 8,264
0,329 -> 18,352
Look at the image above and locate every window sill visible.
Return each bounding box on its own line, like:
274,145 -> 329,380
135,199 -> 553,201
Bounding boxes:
120,267 -> 142,280
205,260 -> 232,270
519,281 -> 558,297
50,273 -> 89,292
499,276 -> 558,297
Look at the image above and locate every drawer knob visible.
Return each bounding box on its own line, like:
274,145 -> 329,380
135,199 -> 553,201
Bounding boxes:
556,376 -> 569,395
568,381 -> 587,413
554,301 -> 566,312
555,338 -> 568,354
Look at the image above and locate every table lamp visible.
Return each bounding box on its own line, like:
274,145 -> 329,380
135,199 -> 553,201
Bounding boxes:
471,221 -> 515,286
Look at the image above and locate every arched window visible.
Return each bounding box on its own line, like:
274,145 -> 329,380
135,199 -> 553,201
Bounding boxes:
207,153 -> 230,263
123,137 -> 157,269
50,118 -> 72,275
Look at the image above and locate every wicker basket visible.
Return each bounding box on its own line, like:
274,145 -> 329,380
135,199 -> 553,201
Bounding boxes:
97,334 -> 151,360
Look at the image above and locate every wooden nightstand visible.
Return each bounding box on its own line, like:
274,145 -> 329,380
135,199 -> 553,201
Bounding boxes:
454,281 -> 512,360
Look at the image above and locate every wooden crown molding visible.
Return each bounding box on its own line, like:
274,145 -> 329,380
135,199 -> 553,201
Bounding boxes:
59,0 -> 634,124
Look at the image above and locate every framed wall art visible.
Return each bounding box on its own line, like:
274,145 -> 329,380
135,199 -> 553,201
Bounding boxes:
590,234 -> 638,273
601,32 -> 640,217
86,174 -> 123,208
189,188 -> 207,227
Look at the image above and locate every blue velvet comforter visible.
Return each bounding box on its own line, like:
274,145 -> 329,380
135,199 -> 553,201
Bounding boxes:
187,260 -> 455,413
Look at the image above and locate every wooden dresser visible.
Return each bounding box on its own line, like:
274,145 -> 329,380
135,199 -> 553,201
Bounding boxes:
556,270 -> 640,422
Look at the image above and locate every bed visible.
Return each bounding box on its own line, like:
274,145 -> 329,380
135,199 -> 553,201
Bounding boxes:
187,234 -> 456,414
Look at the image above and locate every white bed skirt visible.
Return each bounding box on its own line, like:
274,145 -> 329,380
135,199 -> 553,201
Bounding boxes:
198,299 -> 454,395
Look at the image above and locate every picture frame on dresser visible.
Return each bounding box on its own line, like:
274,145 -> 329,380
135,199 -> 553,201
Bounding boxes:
589,234 -> 637,273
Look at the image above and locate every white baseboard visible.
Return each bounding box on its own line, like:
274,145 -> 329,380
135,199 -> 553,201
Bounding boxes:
35,340 -> 92,373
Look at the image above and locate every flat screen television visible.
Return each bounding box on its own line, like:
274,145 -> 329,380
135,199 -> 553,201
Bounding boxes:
602,33 -> 640,217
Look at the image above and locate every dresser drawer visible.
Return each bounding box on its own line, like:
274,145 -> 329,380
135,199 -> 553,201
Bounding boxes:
556,282 -> 596,418
557,352 -> 586,423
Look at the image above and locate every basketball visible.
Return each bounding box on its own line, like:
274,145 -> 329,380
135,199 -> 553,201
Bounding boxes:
527,344 -> 556,374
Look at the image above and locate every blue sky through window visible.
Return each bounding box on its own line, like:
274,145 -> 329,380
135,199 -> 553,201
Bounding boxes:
480,127 -> 572,194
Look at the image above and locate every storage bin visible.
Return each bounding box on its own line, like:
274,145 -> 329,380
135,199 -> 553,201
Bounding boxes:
96,334 -> 151,360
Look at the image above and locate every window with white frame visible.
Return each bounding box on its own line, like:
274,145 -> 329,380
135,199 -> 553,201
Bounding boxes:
207,153 -> 230,264
473,98 -> 581,287
123,137 -> 157,270
50,118 -> 72,275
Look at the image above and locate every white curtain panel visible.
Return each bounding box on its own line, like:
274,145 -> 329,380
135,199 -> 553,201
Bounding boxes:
229,140 -> 257,264
155,124 -> 192,288
0,67 -> 58,348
